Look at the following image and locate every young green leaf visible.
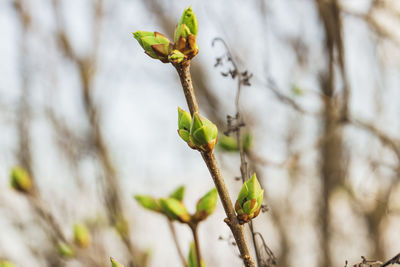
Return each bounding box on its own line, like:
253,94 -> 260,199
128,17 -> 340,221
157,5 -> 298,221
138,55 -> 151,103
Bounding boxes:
193,188 -> 218,222
110,257 -> 125,267
134,195 -> 162,212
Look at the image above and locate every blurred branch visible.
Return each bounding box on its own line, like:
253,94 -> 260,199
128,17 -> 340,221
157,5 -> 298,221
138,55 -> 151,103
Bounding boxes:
51,0 -> 147,265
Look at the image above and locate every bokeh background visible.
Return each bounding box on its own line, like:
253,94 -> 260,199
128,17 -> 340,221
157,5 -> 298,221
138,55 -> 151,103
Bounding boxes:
1,0 -> 400,266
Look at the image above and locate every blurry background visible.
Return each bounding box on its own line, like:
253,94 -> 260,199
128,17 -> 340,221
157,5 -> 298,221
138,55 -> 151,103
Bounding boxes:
1,0 -> 400,266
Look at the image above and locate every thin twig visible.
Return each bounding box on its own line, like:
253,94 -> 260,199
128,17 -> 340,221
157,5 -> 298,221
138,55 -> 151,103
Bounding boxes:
189,223 -> 202,267
168,220 -> 187,267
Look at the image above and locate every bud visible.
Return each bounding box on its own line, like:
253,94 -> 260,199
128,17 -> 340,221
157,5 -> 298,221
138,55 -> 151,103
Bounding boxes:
133,31 -> 172,63
189,113 -> 218,152
0,260 -> 15,267
110,257 -> 125,267
217,134 -> 238,152
159,198 -> 190,223
235,173 -> 264,224
177,107 -> 192,143
134,195 -> 162,213
58,242 -> 75,258
73,223 -> 91,248
173,7 -> 199,60
168,50 -> 185,64
176,7 -> 198,39
169,185 -> 185,201
10,166 -> 33,193
193,188 -> 218,222
188,242 -> 206,267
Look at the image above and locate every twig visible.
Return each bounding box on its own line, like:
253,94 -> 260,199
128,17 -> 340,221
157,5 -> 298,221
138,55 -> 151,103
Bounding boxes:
168,220 -> 187,267
174,61 -> 256,267
189,223 -> 202,267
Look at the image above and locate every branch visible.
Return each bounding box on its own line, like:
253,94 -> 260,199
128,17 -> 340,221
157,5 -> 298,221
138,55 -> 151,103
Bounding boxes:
174,61 -> 256,267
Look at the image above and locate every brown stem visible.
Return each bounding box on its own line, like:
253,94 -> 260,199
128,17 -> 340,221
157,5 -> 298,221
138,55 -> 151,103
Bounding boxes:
189,223 -> 202,267
174,62 -> 199,115
174,61 -> 255,267
201,152 -> 255,267
168,220 -> 187,267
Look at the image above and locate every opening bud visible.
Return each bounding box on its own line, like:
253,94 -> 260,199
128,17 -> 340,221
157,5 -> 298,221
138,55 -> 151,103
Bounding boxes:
193,188 -> 218,222
10,166 -> 33,193
159,198 -> 190,223
132,31 -> 172,63
235,173 -> 264,224
73,223 -> 91,248
189,113 -> 218,152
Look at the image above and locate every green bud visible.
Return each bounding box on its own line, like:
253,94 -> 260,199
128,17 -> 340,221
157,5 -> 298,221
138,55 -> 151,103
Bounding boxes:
134,195 -> 162,213
193,188 -> 218,222
188,242 -> 206,267
110,257 -> 125,267
235,173 -> 264,224
73,223 -> 91,248
0,260 -> 16,267
173,7 -> 199,60
159,198 -> 190,223
177,107 -> 192,142
132,31 -> 171,62
218,134 -> 238,152
291,84 -> 303,96
10,166 -> 33,193
178,7 -> 198,37
169,50 -> 185,64
189,113 -> 218,152
169,185 -> 185,201
58,242 -> 75,258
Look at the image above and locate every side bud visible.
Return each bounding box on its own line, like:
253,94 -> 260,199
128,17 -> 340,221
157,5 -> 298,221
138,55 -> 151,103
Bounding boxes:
133,31 -> 172,63
134,195 -> 162,213
159,198 -> 190,223
189,113 -> 218,152
73,223 -> 91,248
10,166 -> 33,193
177,107 -> 192,143
235,173 -> 264,224
110,257 -> 125,267
193,188 -> 218,222
169,50 -> 185,64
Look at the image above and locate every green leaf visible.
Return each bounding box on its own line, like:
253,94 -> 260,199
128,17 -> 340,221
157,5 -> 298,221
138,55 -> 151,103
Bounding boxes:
110,257 -> 125,267
178,107 -> 192,132
169,185 -> 186,201
134,195 -> 162,212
